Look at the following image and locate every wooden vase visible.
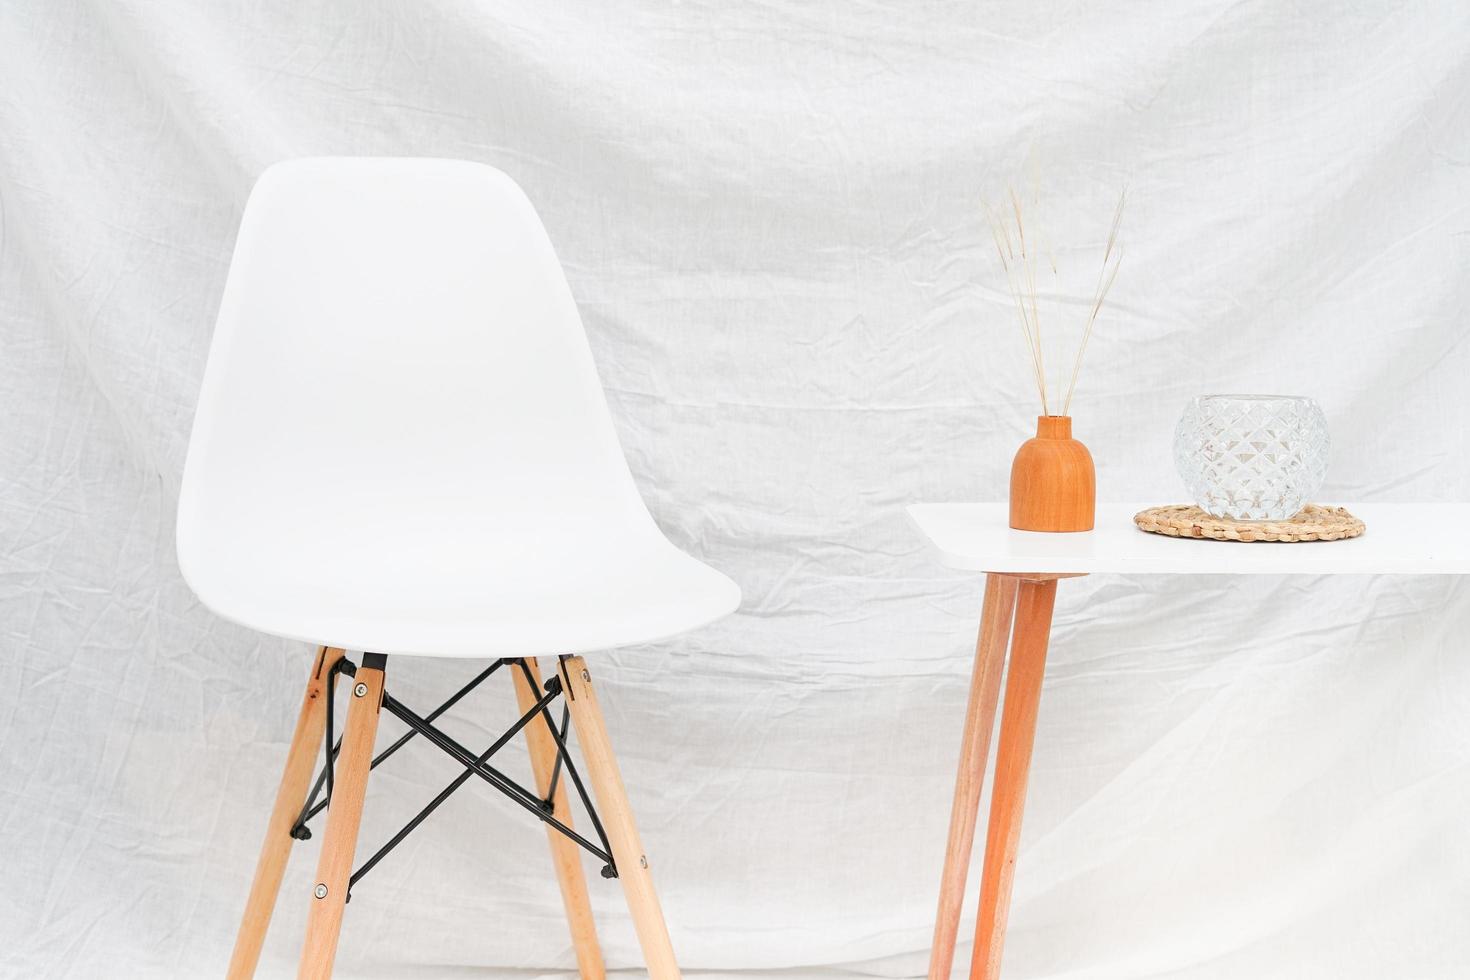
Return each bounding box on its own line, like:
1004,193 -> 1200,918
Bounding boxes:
1009,415 -> 1096,532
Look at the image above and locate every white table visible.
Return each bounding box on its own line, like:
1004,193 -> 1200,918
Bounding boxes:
906,502 -> 1470,980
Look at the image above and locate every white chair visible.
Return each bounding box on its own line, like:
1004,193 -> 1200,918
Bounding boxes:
179,157 -> 739,980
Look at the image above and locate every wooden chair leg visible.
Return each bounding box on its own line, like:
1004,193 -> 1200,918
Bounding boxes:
968,579 -> 1057,980
297,654 -> 387,980
928,575 -> 1018,980
513,658 -> 606,980
559,657 -> 680,980
228,646 -> 345,980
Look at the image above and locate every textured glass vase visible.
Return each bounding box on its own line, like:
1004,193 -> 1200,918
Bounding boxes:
1173,395 -> 1329,521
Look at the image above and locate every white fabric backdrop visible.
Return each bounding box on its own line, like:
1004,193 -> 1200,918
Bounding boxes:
3,2 -> 1469,978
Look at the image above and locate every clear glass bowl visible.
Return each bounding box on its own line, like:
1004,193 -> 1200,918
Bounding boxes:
1173,395 -> 1329,521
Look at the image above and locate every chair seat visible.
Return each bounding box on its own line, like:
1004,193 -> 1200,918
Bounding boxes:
181,519 -> 740,658
177,158 -> 740,660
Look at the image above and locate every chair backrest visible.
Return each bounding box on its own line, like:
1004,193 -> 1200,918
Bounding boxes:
177,158 -> 654,595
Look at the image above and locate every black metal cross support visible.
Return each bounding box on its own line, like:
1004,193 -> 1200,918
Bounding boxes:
290,659 -> 504,840
289,655 -> 619,901
516,656 -> 614,871
542,703 -> 570,805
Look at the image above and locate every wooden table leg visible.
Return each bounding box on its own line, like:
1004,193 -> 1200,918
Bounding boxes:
298,654 -> 386,980
560,657 -> 681,980
514,657 -> 606,980
928,575 -> 1018,980
228,646 -> 344,980
969,579 -> 1057,980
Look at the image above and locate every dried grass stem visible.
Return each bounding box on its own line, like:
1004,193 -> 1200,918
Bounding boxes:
984,186 -> 1126,418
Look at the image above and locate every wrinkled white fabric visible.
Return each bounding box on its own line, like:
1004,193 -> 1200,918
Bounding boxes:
2,2 -> 1469,978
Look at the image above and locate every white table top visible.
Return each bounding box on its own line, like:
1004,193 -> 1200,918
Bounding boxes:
906,503 -> 1470,575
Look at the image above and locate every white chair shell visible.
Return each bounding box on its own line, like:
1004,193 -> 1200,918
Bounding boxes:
178,157 -> 739,657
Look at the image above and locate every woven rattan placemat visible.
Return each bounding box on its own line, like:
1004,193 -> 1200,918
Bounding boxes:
1134,504 -> 1365,542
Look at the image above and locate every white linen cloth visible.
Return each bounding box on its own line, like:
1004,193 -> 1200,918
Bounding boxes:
2,2 -> 1468,977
